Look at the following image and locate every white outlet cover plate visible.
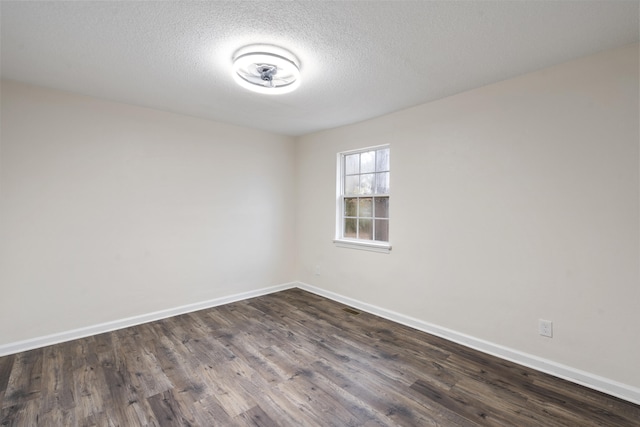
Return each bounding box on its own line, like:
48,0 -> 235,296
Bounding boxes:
539,319 -> 553,337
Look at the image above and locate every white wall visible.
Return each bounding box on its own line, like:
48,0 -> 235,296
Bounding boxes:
296,44 -> 639,389
0,80 -> 296,345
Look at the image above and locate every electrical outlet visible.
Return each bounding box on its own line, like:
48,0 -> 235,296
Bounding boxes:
539,319 -> 553,338
314,265 -> 321,276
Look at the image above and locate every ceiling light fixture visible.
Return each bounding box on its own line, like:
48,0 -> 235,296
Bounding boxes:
232,45 -> 301,95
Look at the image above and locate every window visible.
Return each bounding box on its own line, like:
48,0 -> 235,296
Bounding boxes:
335,145 -> 391,252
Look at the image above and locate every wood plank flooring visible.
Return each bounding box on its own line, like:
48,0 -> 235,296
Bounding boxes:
1,288 -> 638,426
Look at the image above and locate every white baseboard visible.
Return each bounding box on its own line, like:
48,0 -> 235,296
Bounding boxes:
2,280 -> 638,405
296,281 -> 640,406
0,282 -> 297,357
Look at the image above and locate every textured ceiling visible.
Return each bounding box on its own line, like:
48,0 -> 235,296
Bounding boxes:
1,1 -> 638,136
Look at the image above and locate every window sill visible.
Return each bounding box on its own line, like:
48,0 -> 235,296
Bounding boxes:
333,239 -> 392,254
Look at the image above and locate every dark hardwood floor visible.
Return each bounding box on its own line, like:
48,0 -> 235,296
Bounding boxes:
1,288 -> 638,426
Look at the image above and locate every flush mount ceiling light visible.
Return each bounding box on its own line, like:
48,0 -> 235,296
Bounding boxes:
232,45 -> 301,95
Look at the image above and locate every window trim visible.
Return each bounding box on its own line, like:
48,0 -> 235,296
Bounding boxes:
333,238 -> 392,253
335,144 -> 391,253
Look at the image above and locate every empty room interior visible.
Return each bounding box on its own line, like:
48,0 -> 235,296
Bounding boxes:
1,1 -> 639,426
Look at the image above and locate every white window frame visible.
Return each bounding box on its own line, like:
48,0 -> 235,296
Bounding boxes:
334,144 -> 391,254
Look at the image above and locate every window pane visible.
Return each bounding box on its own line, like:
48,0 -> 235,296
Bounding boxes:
359,219 -> 373,240
359,198 -> 373,217
375,219 -> 389,242
360,151 -> 375,173
360,173 -> 374,195
339,146 -> 390,244
374,197 -> 389,218
345,154 -> 359,175
345,175 -> 359,195
375,172 -> 389,194
344,218 -> 357,238
376,148 -> 390,172
344,198 -> 357,217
